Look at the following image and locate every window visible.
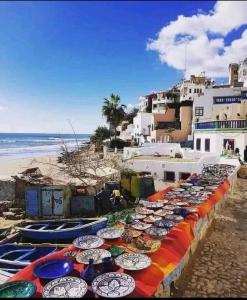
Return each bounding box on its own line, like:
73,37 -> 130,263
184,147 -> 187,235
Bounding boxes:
223,139 -> 235,150
196,138 -> 201,150
243,70 -> 247,76
189,89 -> 191,93
195,107 -> 204,116
205,139 -> 210,152
164,171 -> 175,182
179,172 -> 191,180
194,89 -> 196,93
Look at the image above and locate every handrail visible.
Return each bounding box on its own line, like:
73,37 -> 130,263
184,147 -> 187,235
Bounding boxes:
195,119 -> 247,130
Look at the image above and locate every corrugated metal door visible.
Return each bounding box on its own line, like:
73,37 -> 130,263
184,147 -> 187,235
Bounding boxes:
25,188 -> 39,217
53,189 -> 64,216
42,189 -> 53,216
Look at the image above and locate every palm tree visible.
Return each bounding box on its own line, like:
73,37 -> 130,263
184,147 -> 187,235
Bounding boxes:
102,94 -> 126,140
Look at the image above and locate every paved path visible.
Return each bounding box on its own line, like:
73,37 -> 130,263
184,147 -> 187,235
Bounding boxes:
172,178 -> 247,298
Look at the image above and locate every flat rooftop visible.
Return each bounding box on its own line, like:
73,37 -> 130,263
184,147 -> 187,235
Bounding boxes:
127,155 -> 198,163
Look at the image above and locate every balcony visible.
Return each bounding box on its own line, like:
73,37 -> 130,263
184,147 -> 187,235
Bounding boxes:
194,119 -> 247,130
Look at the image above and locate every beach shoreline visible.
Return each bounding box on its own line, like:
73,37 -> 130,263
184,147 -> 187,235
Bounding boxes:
0,155 -> 59,180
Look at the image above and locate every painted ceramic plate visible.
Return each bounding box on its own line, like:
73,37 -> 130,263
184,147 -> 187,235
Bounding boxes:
154,209 -> 171,217
143,201 -> 164,208
107,245 -> 125,258
97,227 -> 124,239
76,249 -> 111,265
73,235 -> 104,249
131,213 -> 146,220
0,281 -> 36,298
173,202 -> 188,206
92,272 -> 135,298
135,207 -> 153,215
172,188 -> 185,192
127,240 -> 161,254
143,215 -> 162,223
180,183 -> 193,187
33,259 -> 73,280
155,220 -> 175,229
158,199 -> 168,204
163,205 -> 177,210
126,229 -> 142,238
131,221 -> 152,230
145,227 -> 168,239
115,253 -> 151,271
42,276 -> 88,298
165,215 -> 184,222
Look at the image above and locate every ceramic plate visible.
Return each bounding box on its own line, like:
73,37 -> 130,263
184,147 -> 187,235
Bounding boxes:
97,228 -> 124,239
33,259 -> 73,280
154,220 -> 175,229
163,205 -> 177,210
107,245 -> 125,258
153,209 -> 171,217
143,202 -> 163,208
0,281 -> 36,298
73,235 -> 104,249
145,227 -> 168,239
143,215 -> 162,223
172,188 -> 185,192
42,276 -> 88,298
164,215 -> 184,222
115,253 -> 151,271
76,249 -> 111,265
180,183 -> 193,187
135,207 -> 153,215
127,240 -> 161,254
131,213 -> 146,220
131,221 -> 152,230
92,272 -> 135,298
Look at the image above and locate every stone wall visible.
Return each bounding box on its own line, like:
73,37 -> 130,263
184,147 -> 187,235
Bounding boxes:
0,179 -> 15,202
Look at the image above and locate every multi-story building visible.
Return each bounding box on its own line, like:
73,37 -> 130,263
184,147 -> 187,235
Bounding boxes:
193,85 -> 247,160
132,112 -> 153,145
238,58 -> 247,87
180,74 -> 212,102
229,63 -> 240,87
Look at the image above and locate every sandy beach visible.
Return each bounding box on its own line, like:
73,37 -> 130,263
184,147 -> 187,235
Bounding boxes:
0,155 -> 60,180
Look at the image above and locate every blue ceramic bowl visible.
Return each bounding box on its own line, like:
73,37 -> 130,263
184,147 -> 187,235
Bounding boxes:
33,259 -> 73,280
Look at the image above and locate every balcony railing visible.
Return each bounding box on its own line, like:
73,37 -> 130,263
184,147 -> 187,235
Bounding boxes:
194,120 -> 247,130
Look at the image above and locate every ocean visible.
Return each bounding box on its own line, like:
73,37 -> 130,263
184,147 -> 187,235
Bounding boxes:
0,133 -> 91,160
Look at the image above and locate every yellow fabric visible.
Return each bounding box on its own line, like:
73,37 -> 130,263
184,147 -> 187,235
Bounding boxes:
112,189 -> 120,197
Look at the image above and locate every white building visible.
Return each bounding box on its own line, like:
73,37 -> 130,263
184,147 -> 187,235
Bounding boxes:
180,74 -> 212,102
193,85 -> 247,160
238,58 -> 247,87
132,112 -> 153,145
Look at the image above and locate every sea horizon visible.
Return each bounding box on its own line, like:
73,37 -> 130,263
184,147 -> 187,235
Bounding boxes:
0,132 -> 91,160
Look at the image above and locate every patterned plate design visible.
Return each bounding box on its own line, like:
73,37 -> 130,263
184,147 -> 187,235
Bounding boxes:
131,221 -> 152,230
73,235 -> 104,249
76,249 -> 111,264
127,240 -> 161,254
143,201 -> 163,208
135,207 -> 153,215
92,272 -> 135,298
0,281 -> 36,298
42,276 -> 88,298
97,228 -> 124,239
154,209 -> 173,217
131,213 -> 146,220
115,253 -> 151,271
143,215 -> 162,223
145,227 -> 168,239
172,188 -> 185,192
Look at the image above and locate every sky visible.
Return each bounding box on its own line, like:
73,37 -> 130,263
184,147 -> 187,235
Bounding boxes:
0,1 -> 247,134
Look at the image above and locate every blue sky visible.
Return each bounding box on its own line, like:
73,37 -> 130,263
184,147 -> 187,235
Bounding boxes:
0,1 -> 246,134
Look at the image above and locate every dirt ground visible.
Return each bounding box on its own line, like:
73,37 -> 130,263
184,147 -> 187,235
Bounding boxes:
0,217 -> 22,228
171,178 -> 247,298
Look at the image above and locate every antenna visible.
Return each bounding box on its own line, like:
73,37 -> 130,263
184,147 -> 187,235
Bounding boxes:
184,41 -> 188,80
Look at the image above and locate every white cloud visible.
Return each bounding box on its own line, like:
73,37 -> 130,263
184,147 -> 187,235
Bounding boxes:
147,1 -> 247,78
0,106 -> 8,111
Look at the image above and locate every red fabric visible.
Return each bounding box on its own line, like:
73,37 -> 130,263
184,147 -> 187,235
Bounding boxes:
8,179 -> 231,297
